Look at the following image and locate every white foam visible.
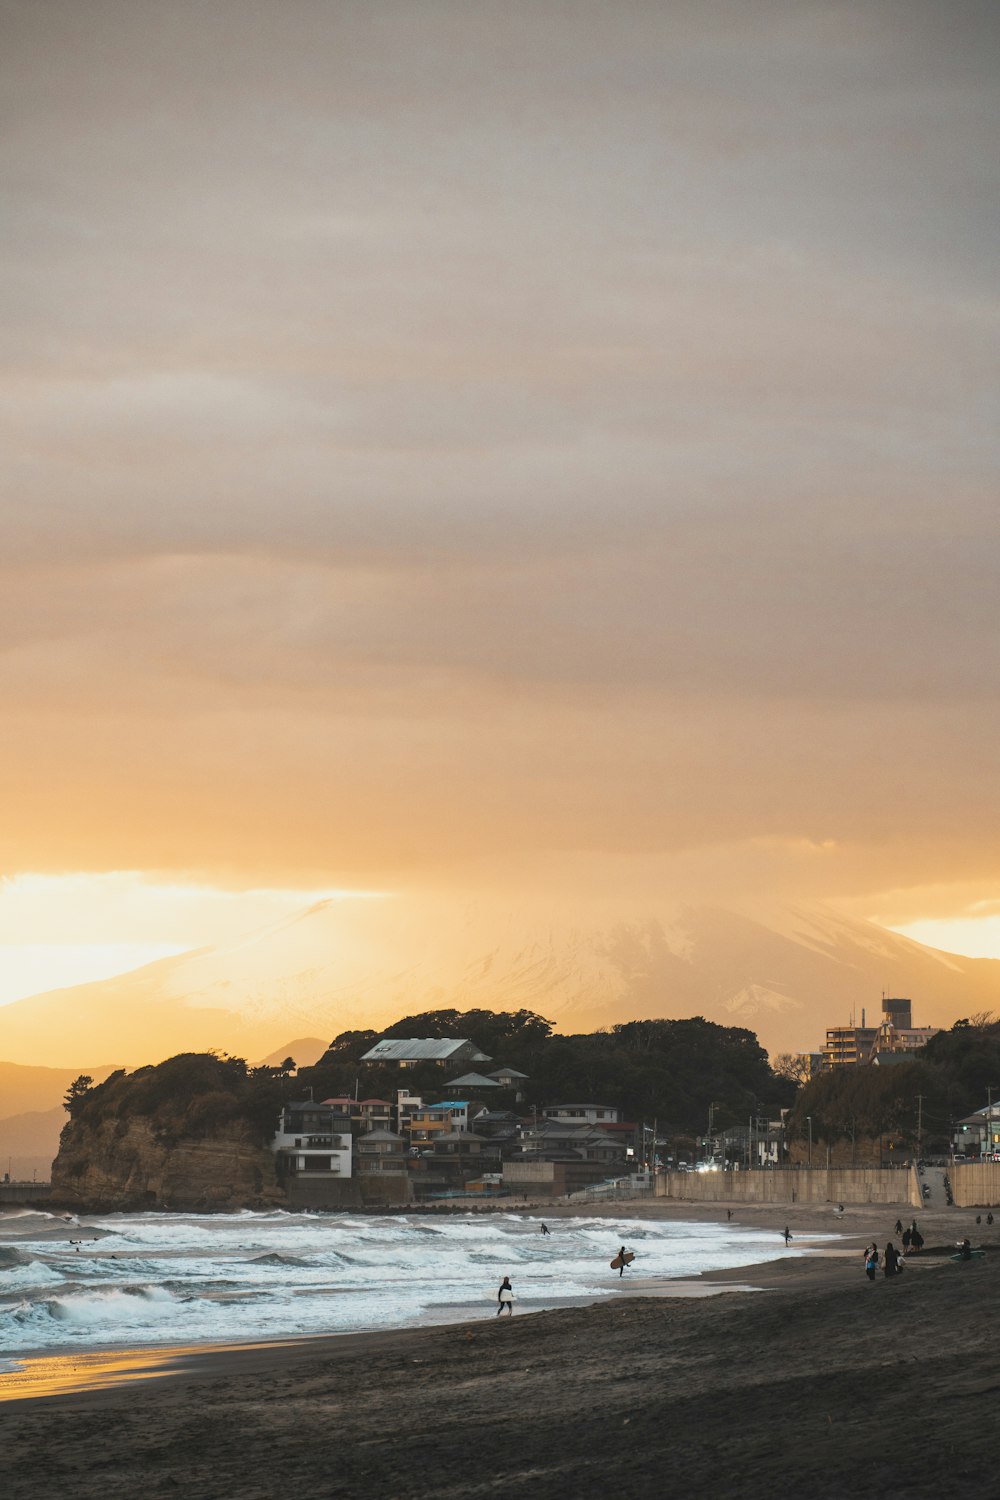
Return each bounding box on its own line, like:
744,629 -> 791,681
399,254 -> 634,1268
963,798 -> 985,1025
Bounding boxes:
0,1210 -> 819,1355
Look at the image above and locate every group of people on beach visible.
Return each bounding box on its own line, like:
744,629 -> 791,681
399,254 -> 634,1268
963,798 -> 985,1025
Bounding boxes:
865,1220 -> 924,1280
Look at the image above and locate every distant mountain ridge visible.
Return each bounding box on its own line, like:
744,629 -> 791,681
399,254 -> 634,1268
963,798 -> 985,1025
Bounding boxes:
0,1062 -> 125,1181
0,895 -> 995,1072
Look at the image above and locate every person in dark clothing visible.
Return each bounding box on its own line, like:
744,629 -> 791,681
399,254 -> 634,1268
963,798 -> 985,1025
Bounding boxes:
783,1226 -> 792,1246
883,1242 -> 899,1278
988,1213 -> 994,1226
902,1228 -> 911,1253
497,1276 -> 513,1315
617,1245 -> 629,1277
958,1239 -> 973,1261
540,1223 -> 550,1235
894,1220 -> 903,1236
910,1226 -> 924,1252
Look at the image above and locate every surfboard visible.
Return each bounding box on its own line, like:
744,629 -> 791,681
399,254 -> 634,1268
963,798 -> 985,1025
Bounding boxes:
610,1252 -> 635,1269
950,1250 -> 985,1261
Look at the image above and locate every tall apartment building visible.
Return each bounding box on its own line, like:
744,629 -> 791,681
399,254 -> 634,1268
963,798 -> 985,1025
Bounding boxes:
821,997 -> 938,1070
822,1021 -> 878,1068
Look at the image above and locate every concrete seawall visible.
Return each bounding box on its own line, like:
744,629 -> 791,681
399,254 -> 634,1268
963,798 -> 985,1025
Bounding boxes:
0,1182 -> 52,1208
951,1163 -> 1000,1207
655,1168 -> 916,1207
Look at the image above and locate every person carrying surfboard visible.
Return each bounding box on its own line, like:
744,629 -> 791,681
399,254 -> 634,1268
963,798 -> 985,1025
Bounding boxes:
497,1276 -> 514,1315
617,1244 -> 628,1277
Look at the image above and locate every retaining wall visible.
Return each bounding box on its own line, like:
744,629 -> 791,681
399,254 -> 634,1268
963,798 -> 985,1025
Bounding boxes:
0,1182 -> 52,1208
655,1167 -> 916,1207
284,1175 -> 413,1210
951,1163 -> 1000,1208
503,1160 -> 608,1197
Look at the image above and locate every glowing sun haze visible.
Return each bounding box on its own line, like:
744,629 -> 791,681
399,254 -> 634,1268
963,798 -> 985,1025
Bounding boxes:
2,0 -> 999,1007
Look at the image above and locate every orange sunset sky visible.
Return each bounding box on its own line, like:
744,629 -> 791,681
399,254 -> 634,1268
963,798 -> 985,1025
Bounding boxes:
1,1 -> 998,1010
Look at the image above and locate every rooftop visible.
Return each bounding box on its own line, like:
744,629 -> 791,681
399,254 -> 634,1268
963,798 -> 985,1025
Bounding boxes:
542,1103 -> 618,1112
360,1037 -> 491,1063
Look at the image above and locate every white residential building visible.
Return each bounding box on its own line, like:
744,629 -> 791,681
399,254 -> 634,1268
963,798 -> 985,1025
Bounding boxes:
272,1100 -> 353,1180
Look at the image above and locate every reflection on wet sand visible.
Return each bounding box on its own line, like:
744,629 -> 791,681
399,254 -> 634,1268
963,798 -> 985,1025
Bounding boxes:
0,1346 -> 195,1402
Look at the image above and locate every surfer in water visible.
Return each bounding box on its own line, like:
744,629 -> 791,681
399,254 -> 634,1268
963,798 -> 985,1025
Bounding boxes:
497,1276 -> 513,1315
783,1226 -> 792,1246
540,1223 -> 550,1236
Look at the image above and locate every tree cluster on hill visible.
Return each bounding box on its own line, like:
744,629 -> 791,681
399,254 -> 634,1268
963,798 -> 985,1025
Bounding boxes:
302,1009 -> 795,1138
62,1053 -> 295,1147
62,1010 -> 796,1149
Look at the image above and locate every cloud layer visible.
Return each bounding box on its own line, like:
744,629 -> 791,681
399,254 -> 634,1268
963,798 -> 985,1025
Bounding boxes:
1,1 -> 998,920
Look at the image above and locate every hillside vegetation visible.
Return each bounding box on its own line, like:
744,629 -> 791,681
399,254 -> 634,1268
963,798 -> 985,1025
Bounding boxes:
61,1011 -> 796,1148
63,1053 -> 291,1148
64,1011 -> 997,1157
305,1008 -> 795,1135
787,1014 -> 1000,1153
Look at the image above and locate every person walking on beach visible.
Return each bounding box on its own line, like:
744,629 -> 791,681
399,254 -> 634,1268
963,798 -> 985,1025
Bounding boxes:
617,1245 -> 629,1277
894,1219 -> 903,1236
988,1213 -> 994,1226
497,1276 -> 513,1315
726,1209 -> 733,1221
783,1226 -> 792,1246
883,1242 -> 899,1278
864,1244 -> 879,1281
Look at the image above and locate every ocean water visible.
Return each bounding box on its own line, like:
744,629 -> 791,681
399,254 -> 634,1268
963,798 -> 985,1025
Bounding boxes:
0,1208 -> 816,1358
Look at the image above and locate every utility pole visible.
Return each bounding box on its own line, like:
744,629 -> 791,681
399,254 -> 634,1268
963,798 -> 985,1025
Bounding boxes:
806,1116 -> 812,1167
916,1095 -> 923,1159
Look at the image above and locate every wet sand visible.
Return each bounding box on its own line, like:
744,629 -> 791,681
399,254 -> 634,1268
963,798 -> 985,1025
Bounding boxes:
1,1202 -> 995,1499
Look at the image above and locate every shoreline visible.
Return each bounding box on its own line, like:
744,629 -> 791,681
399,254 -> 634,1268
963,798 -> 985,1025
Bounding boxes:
0,1199 -> 961,1405
1,1201 -> 994,1500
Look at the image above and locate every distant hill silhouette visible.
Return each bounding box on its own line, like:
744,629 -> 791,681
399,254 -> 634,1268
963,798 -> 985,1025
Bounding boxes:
0,1105 -> 64,1182
256,1038 -> 328,1069
0,1061 -> 125,1180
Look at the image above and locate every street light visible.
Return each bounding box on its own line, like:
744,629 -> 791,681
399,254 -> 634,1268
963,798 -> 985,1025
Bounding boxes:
806,1116 -> 813,1167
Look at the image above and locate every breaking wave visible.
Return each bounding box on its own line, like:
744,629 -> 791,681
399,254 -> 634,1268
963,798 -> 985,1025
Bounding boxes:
1,1208 -> 819,1356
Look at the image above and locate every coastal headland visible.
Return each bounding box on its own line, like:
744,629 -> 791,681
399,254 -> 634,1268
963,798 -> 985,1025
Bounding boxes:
2,1201 -> 996,1499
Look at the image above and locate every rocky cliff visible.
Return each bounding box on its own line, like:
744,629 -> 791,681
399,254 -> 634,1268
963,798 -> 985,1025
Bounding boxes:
51,1116 -> 285,1212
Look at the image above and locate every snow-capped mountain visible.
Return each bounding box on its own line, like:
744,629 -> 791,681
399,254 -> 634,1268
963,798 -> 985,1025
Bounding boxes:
0,894 -> 995,1069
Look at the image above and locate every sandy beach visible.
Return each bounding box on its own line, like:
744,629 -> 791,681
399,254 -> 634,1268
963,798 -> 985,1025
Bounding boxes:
1,1201 -> 996,1499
